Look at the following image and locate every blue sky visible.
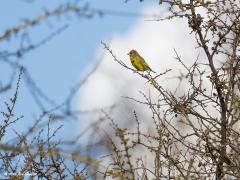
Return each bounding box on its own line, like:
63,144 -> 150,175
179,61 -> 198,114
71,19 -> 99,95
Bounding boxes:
0,0 -> 157,141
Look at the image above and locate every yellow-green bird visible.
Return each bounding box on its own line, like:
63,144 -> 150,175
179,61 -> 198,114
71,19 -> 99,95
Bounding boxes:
127,50 -> 156,73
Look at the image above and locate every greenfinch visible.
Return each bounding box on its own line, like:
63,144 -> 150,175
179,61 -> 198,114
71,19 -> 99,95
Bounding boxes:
128,50 -> 156,73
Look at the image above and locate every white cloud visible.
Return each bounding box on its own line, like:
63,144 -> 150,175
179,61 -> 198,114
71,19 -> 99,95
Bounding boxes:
78,6 -> 204,123
80,8 -> 196,103
76,5 -> 217,176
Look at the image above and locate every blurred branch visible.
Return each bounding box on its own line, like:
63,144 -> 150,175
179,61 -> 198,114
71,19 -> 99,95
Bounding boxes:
0,2 -> 162,42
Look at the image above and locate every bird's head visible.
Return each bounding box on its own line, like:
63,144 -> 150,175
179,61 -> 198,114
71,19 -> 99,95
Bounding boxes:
127,49 -> 138,58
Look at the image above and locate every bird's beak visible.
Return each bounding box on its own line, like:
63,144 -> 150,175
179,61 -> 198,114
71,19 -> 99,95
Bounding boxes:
127,52 -> 130,55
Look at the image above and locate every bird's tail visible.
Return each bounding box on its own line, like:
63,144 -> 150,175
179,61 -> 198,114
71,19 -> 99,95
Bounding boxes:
150,68 -> 156,73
